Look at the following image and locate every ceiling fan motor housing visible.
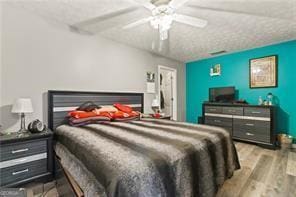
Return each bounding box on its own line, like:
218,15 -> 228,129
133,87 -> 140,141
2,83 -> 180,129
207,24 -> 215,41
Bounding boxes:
150,0 -> 171,6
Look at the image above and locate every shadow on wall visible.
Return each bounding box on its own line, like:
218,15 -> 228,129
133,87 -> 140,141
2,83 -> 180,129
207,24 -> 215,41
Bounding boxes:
42,92 -> 48,126
276,107 -> 290,135
0,105 -> 18,132
273,96 -> 289,134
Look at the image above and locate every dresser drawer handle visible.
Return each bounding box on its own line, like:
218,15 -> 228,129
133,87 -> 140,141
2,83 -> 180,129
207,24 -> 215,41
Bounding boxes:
246,132 -> 255,136
12,148 -> 29,154
209,109 -> 217,111
251,111 -> 261,114
12,169 -> 29,175
214,120 -> 221,123
245,123 -> 254,126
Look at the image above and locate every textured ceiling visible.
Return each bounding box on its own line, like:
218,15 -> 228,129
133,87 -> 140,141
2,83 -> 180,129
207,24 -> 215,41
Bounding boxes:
6,0 -> 296,62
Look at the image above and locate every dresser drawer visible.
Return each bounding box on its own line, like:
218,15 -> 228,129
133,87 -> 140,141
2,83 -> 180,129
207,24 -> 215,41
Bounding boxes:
0,159 -> 48,186
244,107 -> 271,117
233,130 -> 270,143
205,106 -> 223,114
223,107 -> 243,115
205,117 -> 232,127
233,119 -> 270,143
0,140 -> 47,162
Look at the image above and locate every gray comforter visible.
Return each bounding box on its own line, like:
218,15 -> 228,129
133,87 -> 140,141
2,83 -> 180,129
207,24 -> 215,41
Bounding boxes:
55,119 -> 240,197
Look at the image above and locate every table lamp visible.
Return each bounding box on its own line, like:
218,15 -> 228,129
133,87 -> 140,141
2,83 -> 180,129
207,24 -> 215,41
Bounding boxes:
11,98 -> 34,132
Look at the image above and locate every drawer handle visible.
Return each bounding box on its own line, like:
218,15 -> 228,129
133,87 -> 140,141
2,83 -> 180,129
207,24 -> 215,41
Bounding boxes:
245,123 -> 254,126
252,111 -> 261,114
246,132 -> 255,136
12,169 -> 29,175
209,109 -> 217,111
12,148 -> 29,154
214,120 -> 221,123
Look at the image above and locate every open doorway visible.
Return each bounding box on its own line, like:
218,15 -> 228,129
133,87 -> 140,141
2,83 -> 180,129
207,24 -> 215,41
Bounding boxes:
158,65 -> 177,120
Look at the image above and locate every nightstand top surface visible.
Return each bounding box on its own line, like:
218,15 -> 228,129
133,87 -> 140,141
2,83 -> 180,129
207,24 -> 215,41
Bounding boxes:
0,130 -> 53,144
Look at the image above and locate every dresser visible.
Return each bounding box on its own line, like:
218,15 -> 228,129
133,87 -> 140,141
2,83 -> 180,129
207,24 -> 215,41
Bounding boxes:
202,103 -> 276,149
0,131 -> 53,187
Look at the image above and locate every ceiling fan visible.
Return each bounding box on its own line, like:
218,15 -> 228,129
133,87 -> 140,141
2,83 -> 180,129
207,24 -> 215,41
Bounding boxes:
123,0 -> 208,41
70,0 -> 294,52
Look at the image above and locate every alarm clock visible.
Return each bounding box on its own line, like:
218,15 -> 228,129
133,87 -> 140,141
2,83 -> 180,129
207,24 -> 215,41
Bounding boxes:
28,119 -> 46,133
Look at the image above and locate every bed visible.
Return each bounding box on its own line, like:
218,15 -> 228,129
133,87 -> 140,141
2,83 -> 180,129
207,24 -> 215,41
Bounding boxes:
48,90 -> 240,197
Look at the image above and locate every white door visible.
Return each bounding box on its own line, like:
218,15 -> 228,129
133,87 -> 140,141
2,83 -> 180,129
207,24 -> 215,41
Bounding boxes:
158,66 -> 177,120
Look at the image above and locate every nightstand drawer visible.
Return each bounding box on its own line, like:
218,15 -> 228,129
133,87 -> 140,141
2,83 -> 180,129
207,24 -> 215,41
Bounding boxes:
0,159 -> 47,186
0,140 -> 47,162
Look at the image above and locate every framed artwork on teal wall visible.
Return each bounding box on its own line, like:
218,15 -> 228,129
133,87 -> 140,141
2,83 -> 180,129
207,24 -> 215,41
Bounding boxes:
249,55 -> 278,88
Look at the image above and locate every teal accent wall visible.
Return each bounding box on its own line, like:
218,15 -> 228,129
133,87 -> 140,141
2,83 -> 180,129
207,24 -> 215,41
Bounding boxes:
186,40 -> 296,137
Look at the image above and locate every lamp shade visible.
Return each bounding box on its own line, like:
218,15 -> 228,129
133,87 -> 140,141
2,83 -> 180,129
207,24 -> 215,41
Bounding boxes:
11,98 -> 34,113
151,98 -> 160,107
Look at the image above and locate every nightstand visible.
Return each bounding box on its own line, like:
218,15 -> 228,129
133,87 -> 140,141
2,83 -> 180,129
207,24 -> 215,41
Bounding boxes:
142,115 -> 172,120
158,116 -> 171,120
0,130 -> 54,187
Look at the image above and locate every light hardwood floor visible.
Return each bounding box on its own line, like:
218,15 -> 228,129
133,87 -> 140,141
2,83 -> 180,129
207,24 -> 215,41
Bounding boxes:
217,142 -> 296,197
25,142 -> 296,197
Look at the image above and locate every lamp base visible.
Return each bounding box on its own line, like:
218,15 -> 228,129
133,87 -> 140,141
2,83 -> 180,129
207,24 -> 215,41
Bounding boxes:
18,113 -> 28,134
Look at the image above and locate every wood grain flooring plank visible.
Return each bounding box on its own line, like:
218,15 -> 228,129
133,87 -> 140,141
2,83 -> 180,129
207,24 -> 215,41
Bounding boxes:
238,154 -> 273,196
285,175 -> 296,197
240,146 -> 262,170
262,149 -> 289,197
237,144 -> 256,162
216,167 -> 253,197
286,152 -> 296,176
249,154 -> 274,182
239,180 -> 266,197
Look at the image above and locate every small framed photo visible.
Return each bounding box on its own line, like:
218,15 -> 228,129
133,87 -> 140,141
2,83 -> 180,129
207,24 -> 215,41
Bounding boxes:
249,55 -> 278,88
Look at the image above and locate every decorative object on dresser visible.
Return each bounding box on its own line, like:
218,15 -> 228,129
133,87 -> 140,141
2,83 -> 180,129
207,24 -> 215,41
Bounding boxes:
11,98 -> 34,133
0,130 -> 53,187
202,103 -> 276,149
249,55 -> 278,88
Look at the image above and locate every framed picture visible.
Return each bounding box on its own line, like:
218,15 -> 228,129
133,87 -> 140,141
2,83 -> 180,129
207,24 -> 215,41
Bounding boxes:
249,55 -> 278,88
210,64 -> 221,76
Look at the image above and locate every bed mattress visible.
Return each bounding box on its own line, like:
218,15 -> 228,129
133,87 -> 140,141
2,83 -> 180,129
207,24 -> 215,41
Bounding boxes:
55,119 -> 240,197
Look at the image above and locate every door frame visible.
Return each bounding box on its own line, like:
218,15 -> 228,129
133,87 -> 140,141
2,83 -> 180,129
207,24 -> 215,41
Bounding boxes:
158,65 -> 177,120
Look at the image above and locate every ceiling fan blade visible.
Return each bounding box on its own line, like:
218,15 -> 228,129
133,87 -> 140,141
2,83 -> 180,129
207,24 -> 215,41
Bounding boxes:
123,17 -> 153,29
187,3 -> 294,20
71,6 -> 147,33
174,14 -> 208,28
132,0 -> 156,10
169,0 -> 190,9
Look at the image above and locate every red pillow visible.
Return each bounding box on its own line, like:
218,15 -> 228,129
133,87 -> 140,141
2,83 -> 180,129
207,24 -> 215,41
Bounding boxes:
98,111 -> 114,119
113,103 -> 133,113
68,111 -> 97,119
113,111 -> 131,119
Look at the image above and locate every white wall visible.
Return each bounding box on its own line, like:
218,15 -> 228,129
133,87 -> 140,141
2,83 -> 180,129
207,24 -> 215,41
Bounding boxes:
0,4 -> 185,132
